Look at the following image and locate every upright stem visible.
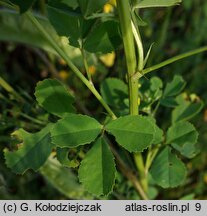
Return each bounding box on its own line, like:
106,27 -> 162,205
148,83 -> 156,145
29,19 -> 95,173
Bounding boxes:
117,0 -> 138,115
117,0 -> 148,195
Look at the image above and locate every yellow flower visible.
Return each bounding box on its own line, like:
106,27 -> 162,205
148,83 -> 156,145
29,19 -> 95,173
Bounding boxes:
59,70 -> 70,80
203,173 -> 207,184
103,3 -> 113,13
99,52 -> 116,67
88,65 -> 96,75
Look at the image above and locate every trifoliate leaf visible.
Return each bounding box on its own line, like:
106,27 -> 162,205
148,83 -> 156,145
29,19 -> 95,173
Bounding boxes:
35,79 -> 75,117
150,146 -> 186,188
79,137 -> 116,196
51,114 -> 102,148
4,124 -> 53,174
106,115 -> 155,152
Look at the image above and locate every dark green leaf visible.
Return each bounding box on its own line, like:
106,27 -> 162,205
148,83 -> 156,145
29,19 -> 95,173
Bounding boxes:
172,96 -> 204,123
163,75 -> 186,97
106,115 -> 155,152
160,97 -> 178,108
79,137 -> 116,196
51,114 -> 102,148
4,124 -> 53,174
78,0 -> 108,17
161,75 -> 186,107
166,121 -> 198,158
83,20 -> 122,53
100,78 -> 128,109
10,0 -> 36,13
150,146 -> 186,188
47,1 -> 94,47
47,4 -> 81,47
35,79 -> 75,117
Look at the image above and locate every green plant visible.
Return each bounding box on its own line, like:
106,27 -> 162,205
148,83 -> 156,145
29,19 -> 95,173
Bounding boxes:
0,0 -> 206,199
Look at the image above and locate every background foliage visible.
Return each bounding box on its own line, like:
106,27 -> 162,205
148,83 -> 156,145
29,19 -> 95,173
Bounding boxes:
0,0 -> 207,199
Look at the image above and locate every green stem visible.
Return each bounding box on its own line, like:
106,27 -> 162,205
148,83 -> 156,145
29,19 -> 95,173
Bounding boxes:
134,152 -> 148,192
152,101 -> 160,117
142,46 -> 207,75
145,146 -> 160,175
117,0 -> 148,196
0,76 -> 23,101
20,113 -> 47,126
26,12 -> 116,120
117,0 -> 138,115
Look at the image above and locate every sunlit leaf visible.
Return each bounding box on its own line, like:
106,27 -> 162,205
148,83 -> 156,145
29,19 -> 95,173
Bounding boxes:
106,115 -> 155,152
51,114 -> 102,148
